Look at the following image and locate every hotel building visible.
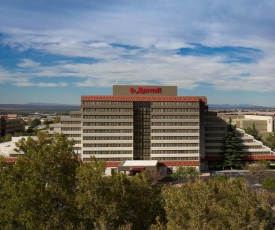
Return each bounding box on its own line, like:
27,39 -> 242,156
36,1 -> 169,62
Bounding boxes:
49,85 -> 275,175
50,85 -> 207,174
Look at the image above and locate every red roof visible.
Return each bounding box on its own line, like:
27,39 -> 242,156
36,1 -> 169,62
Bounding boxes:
82,95 -> 207,103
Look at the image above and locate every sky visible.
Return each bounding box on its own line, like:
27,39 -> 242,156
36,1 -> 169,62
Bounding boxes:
1,0 -> 275,106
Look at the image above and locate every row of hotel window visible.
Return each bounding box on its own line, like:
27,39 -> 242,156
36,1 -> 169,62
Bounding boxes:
59,128 -> 199,132
78,142 -> 263,149
82,157 -> 199,161
83,150 -> 199,154
82,108 -> 199,112
79,122 -> 199,126
82,101 -> 199,105
205,146 -> 265,149
81,115 -> 199,119
80,136 -> 199,140
80,129 -> 200,133
205,139 -> 255,143
205,152 -> 271,156
82,143 -> 199,147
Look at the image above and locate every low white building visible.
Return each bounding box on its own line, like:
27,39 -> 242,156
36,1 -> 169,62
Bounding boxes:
0,136 -> 37,158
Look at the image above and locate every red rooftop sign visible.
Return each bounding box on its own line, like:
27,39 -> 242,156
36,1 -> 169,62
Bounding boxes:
129,87 -> 162,94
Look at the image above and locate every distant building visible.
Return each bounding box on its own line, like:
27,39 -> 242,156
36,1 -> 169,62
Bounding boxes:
218,114 -> 273,132
205,111 -> 275,167
0,136 -> 37,159
0,114 -> 25,137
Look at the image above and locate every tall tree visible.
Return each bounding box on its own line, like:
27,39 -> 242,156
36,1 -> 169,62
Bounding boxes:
245,123 -> 262,141
222,118 -> 244,169
0,131 -> 80,229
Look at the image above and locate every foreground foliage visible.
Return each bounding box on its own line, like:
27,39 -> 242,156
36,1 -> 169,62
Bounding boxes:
263,177 -> 275,190
0,132 -> 274,229
163,178 -> 275,230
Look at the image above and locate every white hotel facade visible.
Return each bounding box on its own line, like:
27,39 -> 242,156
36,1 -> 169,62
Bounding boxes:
49,85 -> 275,175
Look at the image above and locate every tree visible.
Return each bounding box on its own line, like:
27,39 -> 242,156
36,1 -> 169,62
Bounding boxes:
171,166 -> 199,182
222,119 -> 244,169
0,131 -> 80,229
54,116 -> 61,123
263,133 -> 275,151
0,133 -> 12,143
31,118 -> 41,127
263,177 -> 275,190
245,160 -> 271,184
75,159 -> 165,229
43,119 -> 54,128
245,123 -> 262,141
146,169 -> 164,185
75,157 -> 121,229
162,178 -> 275,230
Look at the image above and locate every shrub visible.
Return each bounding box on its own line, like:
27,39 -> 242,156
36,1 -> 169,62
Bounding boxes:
263,177 -> 275,189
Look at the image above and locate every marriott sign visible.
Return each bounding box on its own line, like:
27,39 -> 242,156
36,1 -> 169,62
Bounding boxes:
129,87 -> 162,94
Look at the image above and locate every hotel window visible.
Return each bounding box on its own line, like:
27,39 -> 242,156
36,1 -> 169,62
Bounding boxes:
83,143 -> 132,147
61,121 -> 81,124
151,129 -> 199,133
83,151 -> 132,154
152,157 -> 199,160
83,129 -> 132,133
83,122 -> 132,126
151,136 -> 198,140
83,136 -> 132,140
61,127 -> 81,131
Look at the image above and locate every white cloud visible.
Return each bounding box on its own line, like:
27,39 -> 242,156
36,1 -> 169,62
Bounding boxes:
1,0 -> 275,95
36,82 -> 68,87
17,59 -> 40,68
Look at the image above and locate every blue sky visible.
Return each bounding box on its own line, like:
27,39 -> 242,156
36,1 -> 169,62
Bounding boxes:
1,0 -> 275,106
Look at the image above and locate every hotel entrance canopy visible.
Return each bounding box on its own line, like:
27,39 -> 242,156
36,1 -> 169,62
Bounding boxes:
117,160 -> 159,172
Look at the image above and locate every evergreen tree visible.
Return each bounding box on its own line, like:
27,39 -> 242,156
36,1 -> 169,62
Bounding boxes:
245,123 -> 262,141
222,118 -> 244,169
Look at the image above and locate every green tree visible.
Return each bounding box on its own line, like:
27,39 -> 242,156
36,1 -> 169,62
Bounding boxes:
263,133 -> 275,150
75,160 -> 165,230
222,119 -> 244,169
0,131 -> 80,229
31,118 -> 41,127
245,123 -> 262,141
163,178 -> 275,230
125,173 -> 165,229
263,177 -> 275,190
54,116 -> 61,123
43,119 -> 54,128
171,166 -> 199,182
75,157 -> 121,229
0,133 -> 12,143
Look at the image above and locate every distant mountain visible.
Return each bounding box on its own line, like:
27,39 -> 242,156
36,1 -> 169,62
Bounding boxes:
0,103 -> 274,114
209,104 -> 274,110
26,103 -> 78,106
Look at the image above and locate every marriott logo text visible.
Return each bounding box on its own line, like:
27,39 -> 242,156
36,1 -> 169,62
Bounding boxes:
129,87 -> 162,94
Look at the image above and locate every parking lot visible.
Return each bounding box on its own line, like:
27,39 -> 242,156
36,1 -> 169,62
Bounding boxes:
209,170 -> 268,189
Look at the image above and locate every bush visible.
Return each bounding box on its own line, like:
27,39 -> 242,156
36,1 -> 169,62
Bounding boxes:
263,177 -> 275,189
